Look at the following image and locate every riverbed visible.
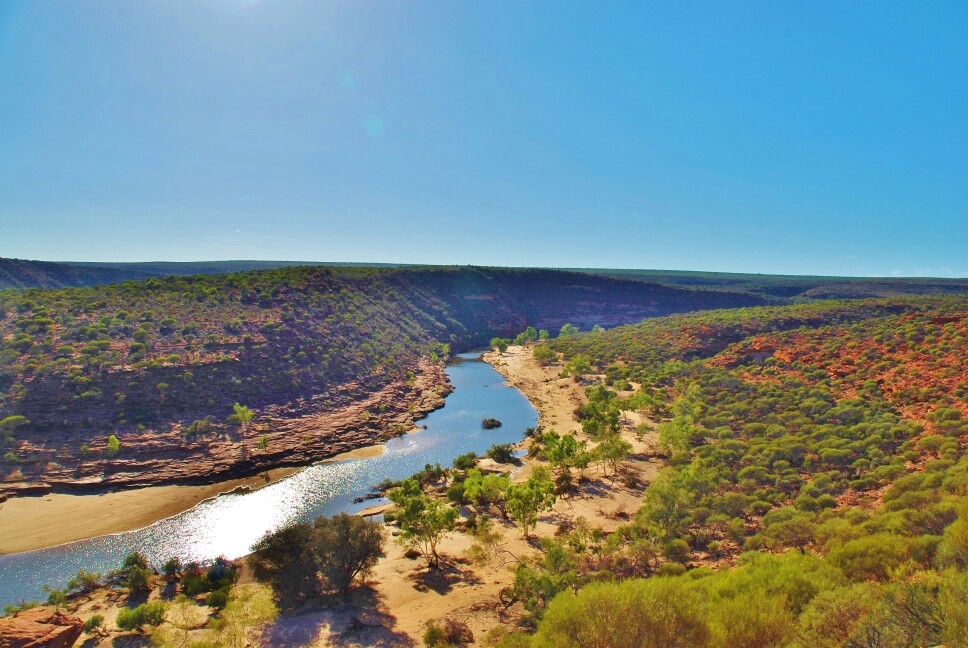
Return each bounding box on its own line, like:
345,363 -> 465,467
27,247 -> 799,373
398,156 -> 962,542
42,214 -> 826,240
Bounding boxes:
0,351 -> 537,608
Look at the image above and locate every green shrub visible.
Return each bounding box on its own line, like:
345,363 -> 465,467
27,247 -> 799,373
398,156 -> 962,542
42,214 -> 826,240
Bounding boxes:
83,614 -> 104,634
116,601 -> 166,631
527,578 -> 709,647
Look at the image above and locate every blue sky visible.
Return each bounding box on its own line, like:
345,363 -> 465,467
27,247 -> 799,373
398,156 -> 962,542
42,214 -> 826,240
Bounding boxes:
1,1 -> 965,276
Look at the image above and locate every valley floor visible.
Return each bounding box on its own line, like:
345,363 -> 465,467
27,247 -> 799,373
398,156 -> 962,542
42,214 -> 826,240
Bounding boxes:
257,346 -> 663,646
9,346 -> 664,646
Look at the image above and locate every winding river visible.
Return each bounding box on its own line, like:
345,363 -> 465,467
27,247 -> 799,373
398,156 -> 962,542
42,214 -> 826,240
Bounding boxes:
0,352 -> 537,608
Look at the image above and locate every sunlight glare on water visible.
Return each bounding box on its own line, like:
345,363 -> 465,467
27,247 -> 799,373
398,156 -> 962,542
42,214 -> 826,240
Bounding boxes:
0,352 -> 537,607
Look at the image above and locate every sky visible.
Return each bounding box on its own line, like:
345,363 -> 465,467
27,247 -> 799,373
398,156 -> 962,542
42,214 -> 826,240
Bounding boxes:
0,1 -> 965,277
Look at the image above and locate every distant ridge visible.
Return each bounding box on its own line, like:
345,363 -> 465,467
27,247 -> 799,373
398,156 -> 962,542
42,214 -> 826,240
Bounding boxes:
0,258 -> 405,290
2,257 -> 968,300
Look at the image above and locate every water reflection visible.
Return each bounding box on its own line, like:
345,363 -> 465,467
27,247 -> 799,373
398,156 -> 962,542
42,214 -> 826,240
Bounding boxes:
0,352 -> 537,607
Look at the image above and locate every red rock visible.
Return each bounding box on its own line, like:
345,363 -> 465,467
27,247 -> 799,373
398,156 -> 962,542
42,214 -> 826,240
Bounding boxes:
0,607 -> 83,648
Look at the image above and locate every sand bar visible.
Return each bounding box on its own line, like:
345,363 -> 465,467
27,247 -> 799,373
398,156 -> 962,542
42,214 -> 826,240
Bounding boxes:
0,444 -> 384,554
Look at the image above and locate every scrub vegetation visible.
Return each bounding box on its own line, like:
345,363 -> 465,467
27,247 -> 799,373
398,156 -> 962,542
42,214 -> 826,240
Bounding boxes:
0,265 -> 762,492
491,296 -> 968,646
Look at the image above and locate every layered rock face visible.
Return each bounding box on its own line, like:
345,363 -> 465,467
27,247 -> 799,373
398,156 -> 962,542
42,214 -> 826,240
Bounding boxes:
0,607 -> 83,648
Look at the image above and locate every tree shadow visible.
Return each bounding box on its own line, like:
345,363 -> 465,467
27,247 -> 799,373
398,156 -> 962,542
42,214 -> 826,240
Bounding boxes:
159,581 -> 178,601
262,586 -> 414,648
112,635 -> 153,648
407,557 -> 481,595
124,589 -> 150,608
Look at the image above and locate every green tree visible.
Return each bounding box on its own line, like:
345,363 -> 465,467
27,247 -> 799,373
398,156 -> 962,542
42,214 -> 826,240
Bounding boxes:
559,323 -> 578,337
490,337 -> 511,354
532,344 -> 556,365
541,432 -> 590,479
313,513 -> 386,594
593,434 -> 633,476
116,602 -> 166,632
388,479 -> 459,567
506,476 -> 556,538
250,522 -> 320,604
233,402 -> 254,435
463,470 -> 511,518
107,434 -> 120,455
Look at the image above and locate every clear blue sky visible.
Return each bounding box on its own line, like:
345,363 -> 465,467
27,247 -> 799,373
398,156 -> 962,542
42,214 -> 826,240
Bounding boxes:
1,1 -> 965,276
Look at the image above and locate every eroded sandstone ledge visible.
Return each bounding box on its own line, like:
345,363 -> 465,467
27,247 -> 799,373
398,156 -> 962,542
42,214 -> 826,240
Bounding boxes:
0,359 -> 452,501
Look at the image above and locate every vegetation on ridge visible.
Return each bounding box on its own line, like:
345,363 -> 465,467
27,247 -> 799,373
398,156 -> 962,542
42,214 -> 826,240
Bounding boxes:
488,296 -> 968,645
0,265 -> 764,488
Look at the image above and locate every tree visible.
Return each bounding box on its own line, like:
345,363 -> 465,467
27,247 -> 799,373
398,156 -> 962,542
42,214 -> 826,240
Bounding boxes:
795,582 -> 881,648
539,329 -> 550,340
542,432 -> 589,479
490,337 -> 510,354
559,323 -> 579,337
258,434 -> 268,456
506,476 -> 556,538
513,326 -> 539,346
313,513 -> 386,593
828,533 -> 911,582
233,403 -> 254,435
250,521 -> 320,604
463,470 -> 511,518
66,569 -> 102,596
107,434 -> 120,455
162,558 -> 182,581
0,415 -> 28,441
762,512 -> 815,553
388,479 -> 459,567
563,355 -> 592,377
593,434 -> 633,476
533,344 -> 556,365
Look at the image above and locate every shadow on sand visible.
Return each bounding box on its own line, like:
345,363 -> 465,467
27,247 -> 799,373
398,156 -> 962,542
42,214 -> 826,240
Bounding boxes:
262,586 -> 414,647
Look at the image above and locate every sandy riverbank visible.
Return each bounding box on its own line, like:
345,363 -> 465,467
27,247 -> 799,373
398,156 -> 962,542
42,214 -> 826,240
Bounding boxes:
12,346 -> 664,646
266,345 -> 664,645
0,445 -> 383,555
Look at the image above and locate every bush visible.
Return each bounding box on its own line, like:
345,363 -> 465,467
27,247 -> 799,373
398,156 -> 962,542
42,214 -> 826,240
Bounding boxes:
528,578 -> 709,647
163,557 -> 182,580
66,569 -> 102,595
45,589 -> 66,606
251,513 -> 385,602
486,443 -> 518,464
452,452 -> 478,471
663,539 -> 691,564
207,587 -> 229,609
83,614 -> 104,634
116,601 -> 166,631
424,618 -> 474,647
126,566 -> 152,593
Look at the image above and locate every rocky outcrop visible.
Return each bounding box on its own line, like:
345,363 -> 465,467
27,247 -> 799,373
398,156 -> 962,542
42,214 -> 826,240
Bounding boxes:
0,360 -> 451,500
0,607 -> 83,648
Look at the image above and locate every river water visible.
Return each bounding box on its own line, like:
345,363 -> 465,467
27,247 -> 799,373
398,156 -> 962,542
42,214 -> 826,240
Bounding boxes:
0,352 -> 537,608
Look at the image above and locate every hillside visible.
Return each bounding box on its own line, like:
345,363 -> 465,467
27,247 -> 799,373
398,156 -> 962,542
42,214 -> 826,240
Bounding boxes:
0,266 -> 764,498
496,295 -> 968,645
5,258 -> 968,301
0,258 -> 385,290
570,267 -> 968,301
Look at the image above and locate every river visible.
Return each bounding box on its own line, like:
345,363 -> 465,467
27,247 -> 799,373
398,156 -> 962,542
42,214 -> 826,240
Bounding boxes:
0,351 -> 537,608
